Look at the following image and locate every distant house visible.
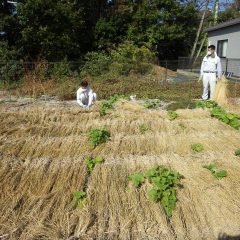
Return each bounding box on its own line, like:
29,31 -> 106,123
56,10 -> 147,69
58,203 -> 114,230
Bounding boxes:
205,18 -> 240,59
205,18 -> 240,77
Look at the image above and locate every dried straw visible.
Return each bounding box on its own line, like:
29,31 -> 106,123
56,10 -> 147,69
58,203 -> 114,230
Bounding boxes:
0,101 -> 240,239
214,75 -> 230,106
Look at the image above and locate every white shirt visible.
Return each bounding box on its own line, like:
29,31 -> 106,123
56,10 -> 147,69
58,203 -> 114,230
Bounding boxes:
76,87 -> 94,107
200,53 -> 222,78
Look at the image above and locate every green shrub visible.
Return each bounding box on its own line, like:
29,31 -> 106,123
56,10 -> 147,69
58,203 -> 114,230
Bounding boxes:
0,42 -> 23,84
50,59 -> 73,82
110,42 -> 155,75
80,51 -> 111,77
80,42 -> 156,78
89,128 -> 110,148
191,143 -> 204,153
203,163 -> 227,179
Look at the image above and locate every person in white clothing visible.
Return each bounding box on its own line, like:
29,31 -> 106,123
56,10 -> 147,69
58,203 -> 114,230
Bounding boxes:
200,45 -> 222,100
77,80 -> 97,109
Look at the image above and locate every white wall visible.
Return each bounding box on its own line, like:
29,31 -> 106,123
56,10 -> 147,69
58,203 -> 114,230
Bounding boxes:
208,24 -> 240,59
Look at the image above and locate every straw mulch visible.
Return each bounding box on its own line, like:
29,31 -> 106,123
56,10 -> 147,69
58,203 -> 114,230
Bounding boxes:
0,101 -> 240,239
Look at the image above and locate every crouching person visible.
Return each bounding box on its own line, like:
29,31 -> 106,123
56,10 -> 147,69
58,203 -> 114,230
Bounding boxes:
77,80 -> 97,109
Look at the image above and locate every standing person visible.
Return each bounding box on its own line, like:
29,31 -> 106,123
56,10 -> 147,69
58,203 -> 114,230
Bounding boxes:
200,45 -> 222,100
77,80 -> 97,109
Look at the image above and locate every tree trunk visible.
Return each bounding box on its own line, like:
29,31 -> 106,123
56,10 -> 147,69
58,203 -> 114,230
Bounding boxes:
189,0 -> 209,64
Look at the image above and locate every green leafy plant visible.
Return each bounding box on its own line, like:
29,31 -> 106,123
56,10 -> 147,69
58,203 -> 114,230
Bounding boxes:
100,94 -> 128,116
196,100 -> 218,109
85,155 -> 104,172
73,191 -> 87,208
143,99 -> 161,109
191,143 -> 204,153
139,124 -> 150,134
179,122 -> 186,129
168,111 -> 179,120
130,166 -> 183,217
89,128 -> 110,148
235,148 -> 240,156
196,101 -> 240,130
203,163 -> 227,179
210,107 -> 240,130
129,173 -> 145,187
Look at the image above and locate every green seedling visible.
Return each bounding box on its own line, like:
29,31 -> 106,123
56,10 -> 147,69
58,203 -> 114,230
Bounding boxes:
168,111 -> 179,120
85,155 -> 104,172
73,191 -> 87,208
129,173 -> 145,187
203,163 -> 227,179
191,143 -> 204,153
139,124 -> 150,134
179,122 -> 186,129
89,128 -> 110,148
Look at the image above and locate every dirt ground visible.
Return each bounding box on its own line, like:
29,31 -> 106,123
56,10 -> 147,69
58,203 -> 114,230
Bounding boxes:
0,94 -> 240,240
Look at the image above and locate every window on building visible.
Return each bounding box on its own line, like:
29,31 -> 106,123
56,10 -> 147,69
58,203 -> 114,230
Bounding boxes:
217,40 -> 228,58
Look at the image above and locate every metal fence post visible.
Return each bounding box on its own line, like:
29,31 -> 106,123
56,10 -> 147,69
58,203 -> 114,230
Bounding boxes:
165,59 -> 168,81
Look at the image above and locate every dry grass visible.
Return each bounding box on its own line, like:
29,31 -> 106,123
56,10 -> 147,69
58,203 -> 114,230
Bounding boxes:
0,100 -> 240,239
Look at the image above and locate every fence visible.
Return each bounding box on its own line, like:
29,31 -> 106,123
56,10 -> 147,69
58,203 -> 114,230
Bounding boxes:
178,57 -> 240,80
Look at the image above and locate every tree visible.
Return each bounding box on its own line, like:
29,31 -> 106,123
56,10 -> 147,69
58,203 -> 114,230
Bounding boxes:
17,0 -> 87,60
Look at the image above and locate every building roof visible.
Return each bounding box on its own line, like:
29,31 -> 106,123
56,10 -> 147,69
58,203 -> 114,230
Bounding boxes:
205,17 -> 240,32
